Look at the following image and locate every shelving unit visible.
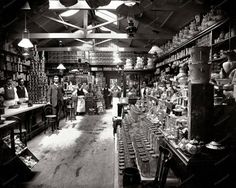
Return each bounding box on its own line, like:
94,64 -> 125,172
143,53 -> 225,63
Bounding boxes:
0,50 -> 30,83
0,121 -> 38,187
155,18 -> 236,73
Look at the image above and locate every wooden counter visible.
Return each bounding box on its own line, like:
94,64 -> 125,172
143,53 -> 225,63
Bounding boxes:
2,104 -> 46,140
158,129 -> 190,166
2,104 -> 46,118
159,128 -> 233,188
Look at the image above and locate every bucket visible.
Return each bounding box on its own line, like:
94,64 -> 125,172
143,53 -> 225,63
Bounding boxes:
189,63 -> 211,84
123,167 -> 141,187
190,46 -> 210,64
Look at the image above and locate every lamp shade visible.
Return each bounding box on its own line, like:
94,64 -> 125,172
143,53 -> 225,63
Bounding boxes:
18,25 -> 33,48
116,3 -> 143,17
57,63 -> 66,70
18,38 -> 33,48
148,45 -> 163,55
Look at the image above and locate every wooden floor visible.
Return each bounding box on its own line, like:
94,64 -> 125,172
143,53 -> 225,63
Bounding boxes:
21,108 -> 115,188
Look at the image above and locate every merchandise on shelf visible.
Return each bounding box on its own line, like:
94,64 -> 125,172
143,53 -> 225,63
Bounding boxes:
3,135 -> 26,155
159,7 -> 226,53
146,58 -> 154,69
134,57 -> 144,70
29,49 -> 48,103
19,155 -> 38,169
124,58 -> 133,70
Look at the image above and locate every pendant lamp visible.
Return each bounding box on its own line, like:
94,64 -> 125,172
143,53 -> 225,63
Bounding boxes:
18,13 -> 33,48
148,45 -> 163,55
59,0 -> 78,7
57,63 -> 66,70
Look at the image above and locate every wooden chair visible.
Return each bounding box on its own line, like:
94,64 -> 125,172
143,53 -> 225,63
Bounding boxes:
6,116 -> 27,146
43,104 -> 57,133
142,145 -> 180,188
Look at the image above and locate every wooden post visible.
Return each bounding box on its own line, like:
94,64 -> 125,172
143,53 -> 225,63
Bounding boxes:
122,71 -> 126,97
188,83 -> 214,142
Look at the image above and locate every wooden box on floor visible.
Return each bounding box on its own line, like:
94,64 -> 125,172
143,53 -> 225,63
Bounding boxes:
0,139 -> 39,187
188,83 -> 214,142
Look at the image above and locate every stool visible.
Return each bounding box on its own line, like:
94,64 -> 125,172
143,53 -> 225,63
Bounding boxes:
112,116 -> 122,134
44,104 -> 57,133
6,115 -> 27,146
65,98 -> 76,121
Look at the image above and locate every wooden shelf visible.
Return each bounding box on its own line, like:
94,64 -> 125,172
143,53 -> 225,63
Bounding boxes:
155,18 -> 229,61
16,147 -> 28,156
157,54 -> 190,68
210,56 -> 227,62
212,35 -> 236,47
124,69 -> 155,72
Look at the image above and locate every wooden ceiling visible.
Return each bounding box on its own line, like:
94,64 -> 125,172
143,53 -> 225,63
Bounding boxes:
0,0 -> 233,53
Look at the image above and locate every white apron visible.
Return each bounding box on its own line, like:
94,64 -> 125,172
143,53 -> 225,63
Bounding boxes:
77,95 -> 85,113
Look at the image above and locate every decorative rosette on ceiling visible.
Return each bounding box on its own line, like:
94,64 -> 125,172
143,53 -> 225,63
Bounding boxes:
85,0 -> 111,9
59,0 -> 78,7
116,2 -> 143,17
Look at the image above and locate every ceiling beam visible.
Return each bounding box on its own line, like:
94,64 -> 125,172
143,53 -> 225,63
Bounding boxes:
22,1 -> 135,10
83,10 -> 88,36
12,32 -> 172,40
160,11 -> 174,28
94,18 -> 126,33
58,15 -> 69,29
43,15 -> 84,30
94,39 -> 112,46
38,46 -> 148,52
88,17 -> 125,31
83,10 -> 88,29
75,38 -> 91,44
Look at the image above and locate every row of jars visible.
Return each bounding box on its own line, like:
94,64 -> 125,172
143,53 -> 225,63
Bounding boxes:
117,124 -> 137,175
133,132 -> 158,178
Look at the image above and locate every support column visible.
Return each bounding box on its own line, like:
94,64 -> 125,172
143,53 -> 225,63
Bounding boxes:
188,83 -> 214,142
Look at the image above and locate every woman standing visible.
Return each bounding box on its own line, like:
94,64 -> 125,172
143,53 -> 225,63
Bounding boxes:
73,83 -> 87,115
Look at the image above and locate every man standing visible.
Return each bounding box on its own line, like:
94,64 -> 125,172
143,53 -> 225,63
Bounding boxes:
103,84 -> 111,109
16,78 -> 29,103
140,81 -> 148,99
47,75 -> 64,130
0,77 -> 19,107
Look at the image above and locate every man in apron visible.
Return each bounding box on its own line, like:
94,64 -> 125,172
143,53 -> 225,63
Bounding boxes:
0,77 -> 19,107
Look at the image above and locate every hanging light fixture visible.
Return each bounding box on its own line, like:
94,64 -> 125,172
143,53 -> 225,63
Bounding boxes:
148,45 -> 163,56
57,63 -> 66,70
22,48 -> 30,56
18,13 -> 33,48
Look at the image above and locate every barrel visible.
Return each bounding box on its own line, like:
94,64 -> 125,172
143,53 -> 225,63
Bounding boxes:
189,63 -> 211,84
123,167 -> 141,187
190,46 -> 210,64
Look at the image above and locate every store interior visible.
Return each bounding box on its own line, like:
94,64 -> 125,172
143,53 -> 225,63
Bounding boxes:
0,0 -> 236,188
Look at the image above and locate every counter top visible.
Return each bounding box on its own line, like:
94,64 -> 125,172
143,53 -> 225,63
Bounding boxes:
2,104 -> 46,118
0,120 -> 17,130
158,128 -> 190,166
